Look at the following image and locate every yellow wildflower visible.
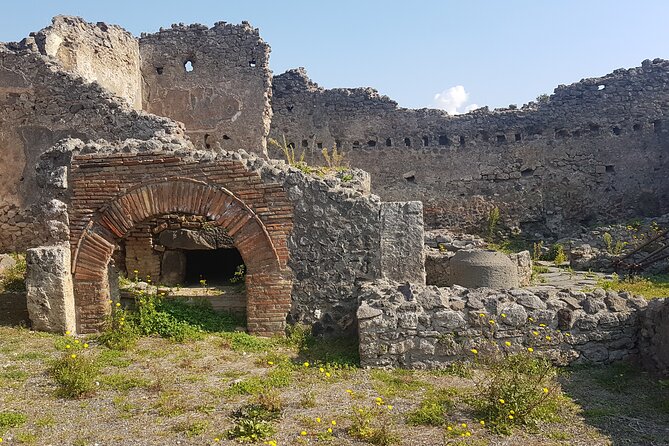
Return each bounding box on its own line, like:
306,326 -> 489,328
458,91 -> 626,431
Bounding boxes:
470,349 -> 478,354
316,417 -> 321,423
303,362 -> 309,367
504,341 -> 511,347
527,347 -> 534,352
65,344 -> 71,349
501,313 -> 507,318
479,313 -> 485,317
74,340 -> 80,344
532,331 -> 539,336
375,397 -> 383,403
465,432 -> 471,437
300,431 -> 307,436
543,387 -> 549,393
71,354 -> 77,359
461,423 -> 467,428
327,428 -> 332,433
346,389 -> 353,394
325,372 -> 331,378
489,320 -> 495,325
539,323 -> 546,327
479,420 -> 485,425
546,335 -> 552,341
268,361 -> 274,365
509,414 -> 514,419
565,333 -> 571,337
498,399 -> 505,404
319,367 -> 325,373
331,420 -> 336,426
116,302 -> 121,307
83,343 -> 89,348
387,405 -> 393,410
65,330 -> 71,335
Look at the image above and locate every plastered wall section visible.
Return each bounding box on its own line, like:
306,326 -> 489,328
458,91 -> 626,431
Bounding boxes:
140,22 -> 272,155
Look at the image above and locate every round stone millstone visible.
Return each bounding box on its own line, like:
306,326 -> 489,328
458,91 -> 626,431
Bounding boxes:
449,250 -> 519,289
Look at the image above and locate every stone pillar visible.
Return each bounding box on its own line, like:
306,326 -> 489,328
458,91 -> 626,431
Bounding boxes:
379,201 -> 426,284
26,245 -> 76,333
639,298 -> 669,377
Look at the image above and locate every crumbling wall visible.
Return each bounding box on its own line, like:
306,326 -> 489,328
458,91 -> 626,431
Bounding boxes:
0,42 -> 182,253
37,138 -> 391,334
27,16 -> 142,109
270,61 -> 669,236
357,280 -> 648,368
139,22 -> 272,155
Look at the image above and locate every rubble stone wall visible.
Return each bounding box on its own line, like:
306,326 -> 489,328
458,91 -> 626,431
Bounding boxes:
357,280 -> 650,369
0,39 -> 182,253
139,22 -> 272,155
271,61 -> 669,236
29,16 -> 143,109
36,138 -> 390,335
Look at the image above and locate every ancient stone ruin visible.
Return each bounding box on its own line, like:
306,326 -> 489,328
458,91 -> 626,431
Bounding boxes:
0,16 -> 667,376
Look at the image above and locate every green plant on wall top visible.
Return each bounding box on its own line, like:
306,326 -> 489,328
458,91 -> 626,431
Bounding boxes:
487,207 -> 500,242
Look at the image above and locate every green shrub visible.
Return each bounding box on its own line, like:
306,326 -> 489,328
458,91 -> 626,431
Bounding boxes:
226,417 -> 275,443
551,244 -> 567,265
98,307 -> 139,350
470,352 -> 562,435
0,253 -> 26,292
348,397 -> 399,445
487,207 -> 500,242
227,394 -> 281,443
49,352 -> 99,398
532,241 -> 544,261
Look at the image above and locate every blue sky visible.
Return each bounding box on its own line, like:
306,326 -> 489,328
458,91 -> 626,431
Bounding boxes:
2,0 -> 668,112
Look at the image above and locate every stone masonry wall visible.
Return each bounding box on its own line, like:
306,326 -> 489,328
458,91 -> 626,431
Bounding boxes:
139,22 -> 272,155
37,137 -> 388,334
0,38 -> 182,253
357,280 -> 649,368
270,61 -> 669,236
28,16 -> 142,109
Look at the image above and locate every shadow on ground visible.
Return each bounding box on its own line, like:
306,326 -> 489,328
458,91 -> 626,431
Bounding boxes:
0,292 -> 29,327
561,363 -> 669,445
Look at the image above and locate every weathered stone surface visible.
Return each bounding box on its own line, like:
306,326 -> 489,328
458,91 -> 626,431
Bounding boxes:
380,201 -> 425,284
270,62 -> 669,236
160,250 -> 186,286
357,279 -> 643,368
639,298 -> 669,377
0,254 -> 16,276
449,250 -> 519,289
25,245 -> 76,333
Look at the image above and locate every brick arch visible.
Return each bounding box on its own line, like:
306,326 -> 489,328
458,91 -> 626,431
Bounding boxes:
71,178 -> 292,335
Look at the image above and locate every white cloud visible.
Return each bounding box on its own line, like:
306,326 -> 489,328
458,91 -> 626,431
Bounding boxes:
433,85 -> 479,114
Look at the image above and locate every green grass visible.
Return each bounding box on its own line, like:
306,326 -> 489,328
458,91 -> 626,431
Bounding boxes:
99,372 -> 152,391
406,387 -> 457,426
596,274 -> 669,299
371,369 -> 430,397
0,411 -> 27,432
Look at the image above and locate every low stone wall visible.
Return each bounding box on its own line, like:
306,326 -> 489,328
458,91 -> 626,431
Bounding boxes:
357,280 -> 648,369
